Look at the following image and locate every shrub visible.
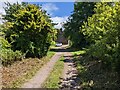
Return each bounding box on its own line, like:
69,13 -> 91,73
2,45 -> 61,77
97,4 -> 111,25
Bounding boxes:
1,49 -> 23,66
0,37 -> 11,49
3,3 -> 57,58
0,37 -> 23,66
82,2 -> 120,72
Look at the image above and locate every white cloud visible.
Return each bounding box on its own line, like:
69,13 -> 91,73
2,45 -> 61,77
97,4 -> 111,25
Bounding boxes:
0,2 -> 5,24
1,0 -> 23,3
0,0 -> 23,24
0,0 -> 23,15
42,3 -> 58,16
0,2 -> 6,15
51,16 -> 68,29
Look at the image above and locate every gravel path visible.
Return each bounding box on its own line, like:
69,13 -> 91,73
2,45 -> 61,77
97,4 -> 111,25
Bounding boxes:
21,52 -> 62,88
59,52 -> 80,89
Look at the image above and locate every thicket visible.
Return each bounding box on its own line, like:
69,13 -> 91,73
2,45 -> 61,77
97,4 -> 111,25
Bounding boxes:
64,2 -> 120,77
0,2 -> 57,65
82,2 -> 120,75
3,2 -> 56,57
0,27 -> 23,66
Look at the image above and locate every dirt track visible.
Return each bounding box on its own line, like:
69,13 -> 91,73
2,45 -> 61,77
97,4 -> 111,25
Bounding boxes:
22,45 -> 79,88
21,52 -> 62,88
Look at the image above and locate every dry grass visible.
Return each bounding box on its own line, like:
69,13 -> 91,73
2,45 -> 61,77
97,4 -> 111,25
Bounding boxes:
2,51 -> 55,88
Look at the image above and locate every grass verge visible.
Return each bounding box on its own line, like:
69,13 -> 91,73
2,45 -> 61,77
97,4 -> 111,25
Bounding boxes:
71,50 -> 86,56
2,51 -> 55,88
42,56 -> 64,88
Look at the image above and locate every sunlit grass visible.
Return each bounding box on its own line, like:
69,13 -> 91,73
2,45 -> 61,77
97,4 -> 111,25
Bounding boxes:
72,50 -> 86,56
42,56 -> 64,88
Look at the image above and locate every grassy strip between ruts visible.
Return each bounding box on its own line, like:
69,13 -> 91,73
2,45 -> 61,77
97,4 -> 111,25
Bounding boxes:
2,51 -> 55,88
42,56 -> 64,88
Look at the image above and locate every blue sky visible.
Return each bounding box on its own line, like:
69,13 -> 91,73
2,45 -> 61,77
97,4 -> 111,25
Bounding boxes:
29,2 -> 74,17
0,0 -> 74,28
29,2 -> 74,28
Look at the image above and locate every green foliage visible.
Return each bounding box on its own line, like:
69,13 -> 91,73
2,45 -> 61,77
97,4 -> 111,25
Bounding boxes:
82,2 -> 120,73
72,50 -> 86,56
1,48 -> 23,66
0,37 -> 11,49
63,2 -> 95,48
73,51 -> 119,89
3,3 -> 56,58
64,2 -> 120,81
0,19 -> 23,66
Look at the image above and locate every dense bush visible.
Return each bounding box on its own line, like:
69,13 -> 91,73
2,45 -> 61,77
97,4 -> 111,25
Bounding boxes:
0,2 -> 57,66
0,37 -> 23,66
82,2 -> 120,73
0,37 -> 11,49
63,2 -> 120,77
3,3 -> 57,58
1,49 -> 23,66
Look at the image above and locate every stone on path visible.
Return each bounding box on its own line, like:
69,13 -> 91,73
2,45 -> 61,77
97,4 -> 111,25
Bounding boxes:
59,52 -> 80,89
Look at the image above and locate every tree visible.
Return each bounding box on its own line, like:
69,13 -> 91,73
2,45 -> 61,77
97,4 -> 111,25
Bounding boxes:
3,3 -> 56,58
63,2 -> 95,48
82,2 -> 120,74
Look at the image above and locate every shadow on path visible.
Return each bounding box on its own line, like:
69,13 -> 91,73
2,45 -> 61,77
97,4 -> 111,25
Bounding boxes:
58,50 -> 80,89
